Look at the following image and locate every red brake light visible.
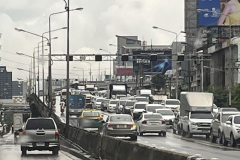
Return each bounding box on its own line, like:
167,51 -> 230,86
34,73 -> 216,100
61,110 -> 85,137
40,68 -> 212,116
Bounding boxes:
55,131 -> 59,139
98,117 -> 103,120
107,124 -> 115,128
162,120 -> 166,124
142,120 -> 147,124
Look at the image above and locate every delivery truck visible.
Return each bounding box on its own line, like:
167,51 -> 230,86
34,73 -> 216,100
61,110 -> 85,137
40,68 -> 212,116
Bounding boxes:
179,92 -> 214,138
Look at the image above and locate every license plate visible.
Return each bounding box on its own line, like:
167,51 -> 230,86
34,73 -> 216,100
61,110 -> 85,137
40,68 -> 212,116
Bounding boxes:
116,125 -> 127,128
151,123 -> 158,125
36,143 -> 45,146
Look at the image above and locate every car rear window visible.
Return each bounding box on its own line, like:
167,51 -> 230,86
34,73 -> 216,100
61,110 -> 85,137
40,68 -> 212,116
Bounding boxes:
110,116 -> 132,122
26,119 -> 55,130
144,114 -> 162,119
147,105 -> 162,112
83,112 -> 100,117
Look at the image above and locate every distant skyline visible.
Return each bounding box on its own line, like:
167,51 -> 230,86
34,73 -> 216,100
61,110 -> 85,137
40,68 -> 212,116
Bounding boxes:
0,0 -> 184,81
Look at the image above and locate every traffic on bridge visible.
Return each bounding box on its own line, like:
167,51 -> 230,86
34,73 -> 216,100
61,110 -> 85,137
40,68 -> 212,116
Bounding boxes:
1,0 -> 240,160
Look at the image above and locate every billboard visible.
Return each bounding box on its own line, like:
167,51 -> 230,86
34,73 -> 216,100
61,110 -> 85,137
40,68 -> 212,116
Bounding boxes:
198,0 -> 240,26
116,68 -> 133,76
133,50 -> 172,75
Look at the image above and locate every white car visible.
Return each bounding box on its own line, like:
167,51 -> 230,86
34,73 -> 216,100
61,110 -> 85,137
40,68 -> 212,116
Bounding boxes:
107,99 -> 119,112
136,113 -> 166,136
222,115 -> 240,147
162,99 -> 180,112
154,108 -> 175,125
130,102 -> 148,120
94,97 -> 104,109
145,104 -> 163,113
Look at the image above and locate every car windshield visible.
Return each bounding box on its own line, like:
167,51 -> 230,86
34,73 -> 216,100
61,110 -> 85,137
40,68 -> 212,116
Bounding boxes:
136,97 -> 148,102
97,99 -> 104,102
146,105 -> 162,112
222,114 -> 238,123
166,100 -> 180,105
190,112 -> 213,119
83,112 -> 100,117
135,104 -> 147,109
110,116 -> 132,122
26,119 -> 55,130
157,110 -> 174,115
234,116 -> 240,124
144,114 -> 162,119
110,101 -> 118,104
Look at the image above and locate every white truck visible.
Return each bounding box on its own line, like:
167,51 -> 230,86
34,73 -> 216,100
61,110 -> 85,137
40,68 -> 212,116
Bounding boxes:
180,92 -> 214,138
13,113 -> 23,132
161,99 -> 180,112
136,89 -> 152,97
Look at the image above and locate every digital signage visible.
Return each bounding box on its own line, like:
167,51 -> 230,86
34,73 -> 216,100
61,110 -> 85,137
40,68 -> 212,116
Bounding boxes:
198,0 -> 240,26
132,50 -> 172,75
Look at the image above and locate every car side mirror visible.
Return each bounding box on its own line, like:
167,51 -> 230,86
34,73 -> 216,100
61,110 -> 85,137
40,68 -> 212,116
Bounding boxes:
226,121 -> 232,125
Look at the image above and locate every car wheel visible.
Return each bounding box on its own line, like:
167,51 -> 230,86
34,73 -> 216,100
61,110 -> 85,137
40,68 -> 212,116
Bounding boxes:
186,127 -> 192,138
222,133 -> 228,146
210,129 -> 217,143
130,135 -> 137,141
162,131 -> 166,137
173,127 -> 176,134
181,129 -> 186,137
158,132 -> 162,136
21,147 -> 27,155
230,133 -> 236,147
52,148 -> 59,155
218,131 -> 222,144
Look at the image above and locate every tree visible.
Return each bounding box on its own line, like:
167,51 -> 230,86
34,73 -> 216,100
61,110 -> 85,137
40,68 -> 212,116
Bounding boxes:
206,86 -> 228,107
151,74 -> 166,91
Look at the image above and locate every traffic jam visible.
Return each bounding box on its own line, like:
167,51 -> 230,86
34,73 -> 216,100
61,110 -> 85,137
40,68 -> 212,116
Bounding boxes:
58,83 -> 240,147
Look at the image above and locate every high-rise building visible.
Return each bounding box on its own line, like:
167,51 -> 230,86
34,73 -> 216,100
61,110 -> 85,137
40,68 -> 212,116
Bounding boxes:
0,66 -> 12,99
12,81 -> 27,97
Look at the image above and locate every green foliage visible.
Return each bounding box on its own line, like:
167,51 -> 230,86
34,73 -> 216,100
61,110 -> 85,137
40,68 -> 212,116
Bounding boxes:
206,86 -> 228,107
206,84 -> 240,110
232,83 -> 240,110
151,74 -> 166,91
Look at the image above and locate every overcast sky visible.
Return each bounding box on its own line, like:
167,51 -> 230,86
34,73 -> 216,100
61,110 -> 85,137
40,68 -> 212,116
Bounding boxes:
0,0 -> 184,81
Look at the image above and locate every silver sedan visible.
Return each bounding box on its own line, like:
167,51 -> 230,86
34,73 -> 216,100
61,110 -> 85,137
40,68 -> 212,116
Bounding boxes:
136,113 -> 166,136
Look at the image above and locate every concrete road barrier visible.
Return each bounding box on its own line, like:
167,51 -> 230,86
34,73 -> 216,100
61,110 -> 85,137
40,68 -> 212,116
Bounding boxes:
30,94 -> 213,160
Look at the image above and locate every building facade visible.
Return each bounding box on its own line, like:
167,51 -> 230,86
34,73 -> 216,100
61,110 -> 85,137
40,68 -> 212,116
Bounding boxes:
0,66 -> 12,99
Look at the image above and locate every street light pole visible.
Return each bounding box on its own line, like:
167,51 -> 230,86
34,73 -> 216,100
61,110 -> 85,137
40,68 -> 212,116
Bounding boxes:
83,62 -> 91,81
152,26 -> 178,99
99,48 -> 112,80
73,67 -> 85,83
66,0 -> 70,125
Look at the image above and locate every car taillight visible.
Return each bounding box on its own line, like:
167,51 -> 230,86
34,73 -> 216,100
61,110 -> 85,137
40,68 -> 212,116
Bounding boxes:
98,117 -> 103,120
107,124 -> 115,128
142,120 -> 147,124
162,120 -> 166,124
55,131 -> 59,139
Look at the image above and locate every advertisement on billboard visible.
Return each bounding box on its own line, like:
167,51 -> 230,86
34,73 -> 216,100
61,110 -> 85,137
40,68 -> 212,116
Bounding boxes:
133,50 -> 172,75
198,0 -> 240,26
116,68 -> 133,76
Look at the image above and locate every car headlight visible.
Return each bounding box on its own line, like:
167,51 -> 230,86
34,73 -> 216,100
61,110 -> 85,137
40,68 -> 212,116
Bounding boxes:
172,118 -> 175,121
191,122 -> 197,126
131,124 -> 136,129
